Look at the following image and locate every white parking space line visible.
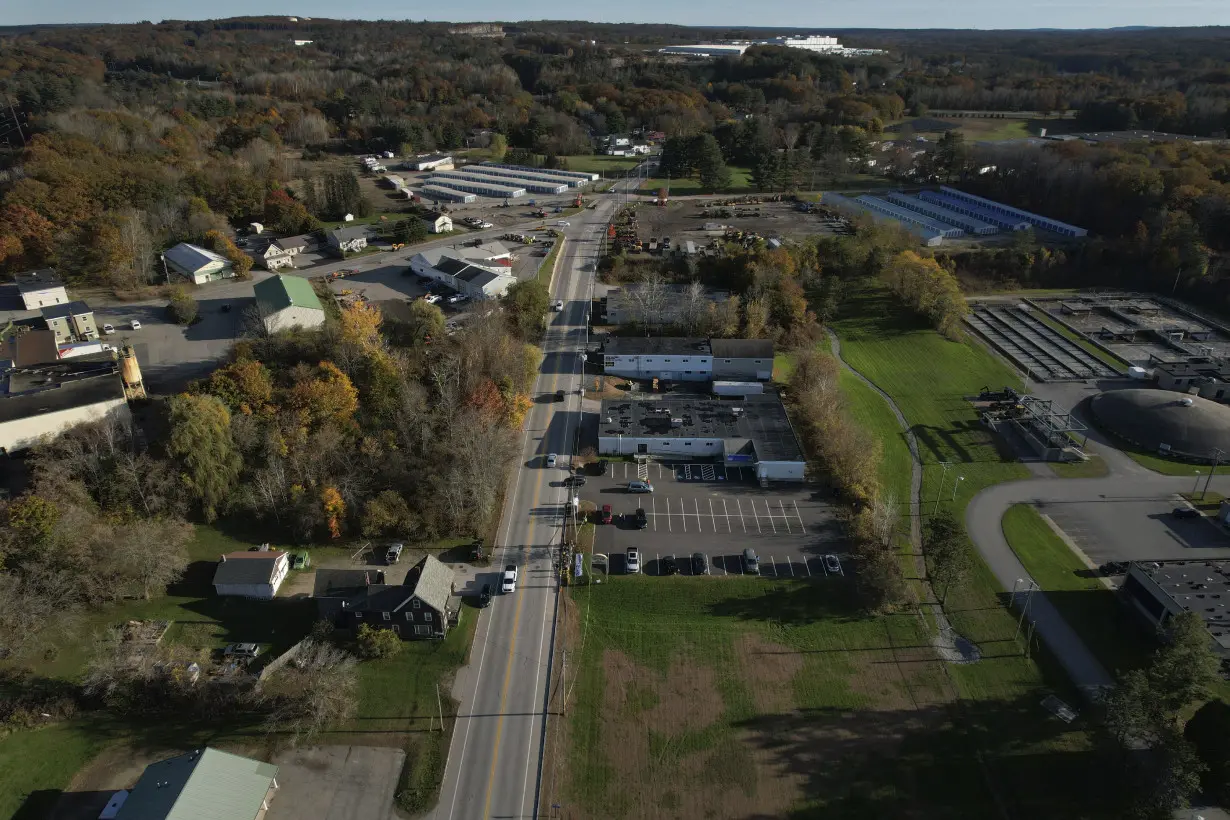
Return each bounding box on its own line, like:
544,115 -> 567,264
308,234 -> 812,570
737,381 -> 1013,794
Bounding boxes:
742,499 -> 759,534
678,498 -> 686,533
779,500 -> 792,534
802,556 -> 811,577
764,500 -> 777,534
793,500 -> 808,534
786,556 -> 794,576
652,497 -> 658,531
694,499 -> 704,532
710,499 -> 721,532
721,499 -> 734,532
717,555 -> 727,575
769,555 -> 777,576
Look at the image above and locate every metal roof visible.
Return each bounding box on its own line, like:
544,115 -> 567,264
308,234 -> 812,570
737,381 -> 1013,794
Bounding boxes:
13,269 -> 64,292
254,275 -> 324,316
0,360 -> 124,425
709,338 -> 774,359
164,243 -> 228,275
115,747 -> 278,820
40,300 -> 92,320
604,337 -> 711,356
212,551 -> 286,586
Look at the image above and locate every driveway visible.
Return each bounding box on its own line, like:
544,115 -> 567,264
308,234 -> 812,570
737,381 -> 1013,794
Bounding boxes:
266,746 -> 404,820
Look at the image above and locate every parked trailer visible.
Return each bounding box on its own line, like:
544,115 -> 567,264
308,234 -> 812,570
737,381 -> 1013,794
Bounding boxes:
425,176 -> 525,199
419,184 -> 477,204
431,169 -> 567,195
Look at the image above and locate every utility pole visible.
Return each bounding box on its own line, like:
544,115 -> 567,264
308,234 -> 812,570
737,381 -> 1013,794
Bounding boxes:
5,96 -> 26,146
1203,448 -> 1223,500
560,649 -> 568,716
434,682 -> 444,732
1014,580 -> 1037,643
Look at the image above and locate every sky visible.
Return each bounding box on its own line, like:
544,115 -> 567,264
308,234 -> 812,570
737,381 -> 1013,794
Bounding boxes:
10,0 -> 1230,30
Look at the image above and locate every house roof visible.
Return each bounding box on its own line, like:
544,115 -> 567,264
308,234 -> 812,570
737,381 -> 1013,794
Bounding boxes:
470,241 -> 510,259
212,551 -> 286,586
6,329 -> 60,367
13,269 -> 64,292
254,275 -> 324,317
422,210 -> 449,221
164,243 -> 228,275
313,568 -> 377,598
273,234 -> 314,252
114,747 -> 278,820
435,257 -> 472,276
603,337 -> 711,357
40,301 -> 92,321
709,338 -> 775,359
352,554 -> 454,614
456,269 -> 503,289
329,226 -> 367,242
0,360 -> 123,425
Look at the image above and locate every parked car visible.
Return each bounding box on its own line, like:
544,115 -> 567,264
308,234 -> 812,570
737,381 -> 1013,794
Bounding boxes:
691,552 -> 709,575
633,508 -> 648,529
477,221 -> 493,229
661,555 -> 679,575
824,554 -> 842,574
290,553 -> 311,570
564,475 -> 586,487
546,453 -> 558,468
599,504 -> 613,524
626,548 -> 640,574
447,293 -> 467,304
423,293 -> 442,304
556,220 -> 570,227
742,548 -> 760,575
501,565 -> 518,593
385,542 -> 404,564
129,320 -> 142,330
101,323 -> 115,334
627,480 -> 653,493
223,643 -> 260,659
554,389 -> 565,402
1172,506 -> 1201,519
478,584 -> 492,608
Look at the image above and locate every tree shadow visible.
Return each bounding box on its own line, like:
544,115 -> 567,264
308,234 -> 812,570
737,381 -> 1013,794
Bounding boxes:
707,580 -> 865,626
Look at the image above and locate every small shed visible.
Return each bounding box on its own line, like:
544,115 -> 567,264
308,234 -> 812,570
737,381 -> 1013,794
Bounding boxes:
343,213 -> 355,222
249,222 -> 264,235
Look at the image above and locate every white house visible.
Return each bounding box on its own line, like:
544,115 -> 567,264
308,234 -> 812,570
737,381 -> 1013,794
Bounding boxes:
422,210 -> 453,234
13,269 -> 69,310
212,550 -> 290,599
327,226 -> 367,256
164,243 -> 234,285
254,274 -> 326,333
261,234 -> 313,271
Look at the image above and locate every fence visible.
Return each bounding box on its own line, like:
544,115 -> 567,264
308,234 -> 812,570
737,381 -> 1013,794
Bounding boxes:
257,638 -> 311,681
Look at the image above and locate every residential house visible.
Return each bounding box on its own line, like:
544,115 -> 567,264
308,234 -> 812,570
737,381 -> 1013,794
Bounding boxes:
710,338 -> 775,380
327,226 -> 367,256
254,274 -> 326,334
0,357 -> 130,454
40,301 -> 98,343
13,269 -> 68,310
422,210 -> 453,234
261,234 -> 314,271
163,243 -> 234,285
321,554 -> 457,640
313,568 -> 386,621
212,550 -> 289,599
113,747 -> 279,820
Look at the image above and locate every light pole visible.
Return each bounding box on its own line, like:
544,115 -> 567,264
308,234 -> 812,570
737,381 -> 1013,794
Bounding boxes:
951,475 -> 964,501
933,461 -> 952,514
1193,469 -> 1203,496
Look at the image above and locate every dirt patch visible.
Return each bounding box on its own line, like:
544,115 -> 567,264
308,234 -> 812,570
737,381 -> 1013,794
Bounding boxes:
735,633 -> 805,714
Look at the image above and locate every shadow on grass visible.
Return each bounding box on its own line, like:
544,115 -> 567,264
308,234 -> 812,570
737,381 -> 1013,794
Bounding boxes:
707,579 -> 864,626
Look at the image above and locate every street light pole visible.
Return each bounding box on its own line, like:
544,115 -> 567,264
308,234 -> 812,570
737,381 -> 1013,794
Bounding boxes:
1193,469 -> 1203,496
951,475 -> 964,501
1203,449 -> 1224,500
933,461 -> 952,514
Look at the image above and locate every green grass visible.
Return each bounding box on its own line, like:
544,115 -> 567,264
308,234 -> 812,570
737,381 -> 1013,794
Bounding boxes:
0,724 -> 111,820
639,166 -> 752,196
1181,491 -> 1225,513
565,577 -> 1116,819
1030,311 -> 1127,373
1001,505 -> 1152,676
1049,456 -> 1110,479
1089,422 -> 1230,476
559,154 -> 644,175
538,237 -> 565,283
837,368 -> 914,506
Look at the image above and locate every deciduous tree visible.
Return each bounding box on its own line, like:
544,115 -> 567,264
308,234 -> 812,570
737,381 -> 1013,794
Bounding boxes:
167,393 -> 242,521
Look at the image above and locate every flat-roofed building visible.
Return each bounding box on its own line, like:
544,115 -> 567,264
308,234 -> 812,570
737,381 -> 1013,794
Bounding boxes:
1123,559 -> 1230,658
13,269 -> 68,310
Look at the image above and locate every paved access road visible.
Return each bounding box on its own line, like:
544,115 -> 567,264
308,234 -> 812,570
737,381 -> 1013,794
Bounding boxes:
432,173 -> 644,820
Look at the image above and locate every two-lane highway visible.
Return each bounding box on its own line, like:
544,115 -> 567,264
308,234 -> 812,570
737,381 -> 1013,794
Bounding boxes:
434,174 -> 640,819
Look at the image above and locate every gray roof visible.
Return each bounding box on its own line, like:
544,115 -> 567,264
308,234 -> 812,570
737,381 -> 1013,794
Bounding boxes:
0,365 -> 124,426
5,329 -> 59,367
456,269 -> 502,288
1090,388 -> 1230,461
709,339 -> 774,359
273,234 -> 314,252
329,226 -> 367,242
435,257 -> 471,276
115,747 -> 278,820
212,551 -> 286,586
603,337 -> 711,356
40,300 -> 92,321
351,554 -> 454,614
314,568 -> 377,598
422,209 -> 449,221
13,269 -> 64,292
1130,559 -> 1230,651
164,243 -> 228,274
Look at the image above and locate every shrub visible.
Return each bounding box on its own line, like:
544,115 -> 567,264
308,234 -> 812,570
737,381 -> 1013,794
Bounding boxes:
168,286 -> 199,325
355,623 -> 402,659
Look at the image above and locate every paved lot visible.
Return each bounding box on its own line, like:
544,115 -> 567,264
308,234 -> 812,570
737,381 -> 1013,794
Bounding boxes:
578,462 -> 846,578
267,745 -> 405,820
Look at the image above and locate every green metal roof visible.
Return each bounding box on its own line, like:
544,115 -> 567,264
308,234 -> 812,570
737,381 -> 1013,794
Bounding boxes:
116,747 -> 278,820
253,274 -> 324,316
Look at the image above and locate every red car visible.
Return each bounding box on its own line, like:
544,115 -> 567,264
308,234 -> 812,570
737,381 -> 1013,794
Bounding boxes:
599,504 -> 613,524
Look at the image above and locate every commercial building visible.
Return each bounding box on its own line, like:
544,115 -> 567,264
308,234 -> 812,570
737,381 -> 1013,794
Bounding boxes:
3,329 -> 60,367
598,388 -> 806,481
1155,359 -> 1230,401
424,175 -> 525,199
431,169 -> 568,195
254,274 -> 326,334
474,163 -> 591,188
482,162 -> 598,183
409,249 -> 516,299
410,153 -> 455,172
601,337 -> 775,383
0,357 -> 131,454
113,747 -> 279,820
212,549 -> 289,598
419,184 -> 477,204
13,269 -> 68,310
658,34 -> 884,60
659,43 -> 751,58
40,301 -> 98,343
710,339 -> 774,380
163,243 -> 234,285
1122,560 -> 1230,659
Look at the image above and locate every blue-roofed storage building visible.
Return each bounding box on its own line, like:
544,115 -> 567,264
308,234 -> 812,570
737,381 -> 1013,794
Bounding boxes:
884,193 -> 1000,235
856,196 -> 965,239
431,169 -> 566,195
937,186 -> 1087,237
825,194 -> 947,246
425,176 -> 525,199
918,191 -> 1031,232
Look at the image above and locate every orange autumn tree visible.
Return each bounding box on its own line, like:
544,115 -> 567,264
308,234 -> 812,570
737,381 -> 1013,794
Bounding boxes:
286,361 -> 359,427
321,486 -> 345,538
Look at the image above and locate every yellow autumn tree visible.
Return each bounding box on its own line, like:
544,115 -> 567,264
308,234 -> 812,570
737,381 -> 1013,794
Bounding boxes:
339,300 -> 384,357
286,361 -> 359,426
321,486 -> 345,539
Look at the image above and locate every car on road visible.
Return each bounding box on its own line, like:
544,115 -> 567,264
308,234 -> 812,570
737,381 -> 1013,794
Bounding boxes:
627,480 -> 653,493
223,643 -> 260,659
599,504 -> 613,524
553,300 -> 564,311
626,548 -> 640,574
633,508 -> 648,529
462,216 -> 481,227
477,220 -> 493,229
129,320 -> 142,330
501,565 -> 518,593
824,554 -> 842,574
742,548 -> 760,575
1172,506 -> 1201,519
546,453 -> 558,468
556,220 -> 570,227
478,584 -> 492,607
554,389 -> 565,402
661,555 -> 679,575
564,475 -> 586,487
101,323 -> 115,334
691,552 -> 708,575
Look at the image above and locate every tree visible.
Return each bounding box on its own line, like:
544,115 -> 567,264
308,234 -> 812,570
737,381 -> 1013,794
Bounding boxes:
694,134 -> 732,191
1148,610 -> 1219,715
356,623 -> 402,659
361,490 -> 414,537
168,286 -> 198,325
925,509 -> 972,603
339,301 -> 384,356
116,517 -> 192,599
286,361 -> 360,427
167,393 -> 242,521
489,133 -> 508,161
501,279 -> 550,339
205,359 -> 274,415
262,639 -> 358,746
1185,699 -> 1230,805
391,217 -> 428,244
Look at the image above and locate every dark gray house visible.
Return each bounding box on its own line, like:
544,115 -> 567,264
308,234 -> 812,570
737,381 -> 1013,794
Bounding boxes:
313,555 -> 456,640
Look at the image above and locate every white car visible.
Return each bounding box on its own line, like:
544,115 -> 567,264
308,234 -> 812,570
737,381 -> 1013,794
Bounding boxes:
447,293 -> 467,304
626,548 -> 640,574
478,221 -> 494,229
129,320 -> 142,330
556,220 -> 570,227
553,300 -> 564,311
423,293 -> 441,304
101,324 -> 115,334
546,453 -> 558,468
501,564 -> 518,594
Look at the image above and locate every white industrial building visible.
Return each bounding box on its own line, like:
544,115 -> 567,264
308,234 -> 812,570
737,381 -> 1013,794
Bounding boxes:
425,175 -> 525,199
431,169 -> 568,195
419,184 -> 477,204
474,163 -> 590,188
253,274 -> 326,333
409,249 -> 517,299
164,243 -> 235,284
13,269 -> 69,310
482,162 -> 598,183
212,550 -> 289,599
410,153 -> 454,172
602,337 -> 775,383
0,357 -> 131,454
598,388 -> 805,481
659,34 -> 884,59
659,43 -> 751,58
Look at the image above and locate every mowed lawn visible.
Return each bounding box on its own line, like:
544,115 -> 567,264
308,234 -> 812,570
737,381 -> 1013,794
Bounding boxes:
639,166 -> 753,195
560,154 -> 644,175
559,577 -> 1116,820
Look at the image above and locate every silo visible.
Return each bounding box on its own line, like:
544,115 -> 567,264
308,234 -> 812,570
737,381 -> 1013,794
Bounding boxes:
118,345 -> 146,399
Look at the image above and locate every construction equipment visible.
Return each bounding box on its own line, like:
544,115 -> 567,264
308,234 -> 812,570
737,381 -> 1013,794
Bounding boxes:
390,243 -> 405,250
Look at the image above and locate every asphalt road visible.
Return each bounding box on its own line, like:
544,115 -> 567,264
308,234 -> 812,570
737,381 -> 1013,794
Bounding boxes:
432,172 -> 640,820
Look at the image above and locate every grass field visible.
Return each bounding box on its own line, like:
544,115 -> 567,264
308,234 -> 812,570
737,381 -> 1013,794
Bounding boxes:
1000,504 -> 1151,676
639,166 -> 753,196
889,116 -> 1077,143
1049,455 -> 1110,479
560,155 -> 644,175
837,368 -> 914,506
559,577 -> 1117,820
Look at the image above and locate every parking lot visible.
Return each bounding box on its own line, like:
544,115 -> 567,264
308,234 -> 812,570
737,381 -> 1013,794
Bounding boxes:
580,461 -> 847,578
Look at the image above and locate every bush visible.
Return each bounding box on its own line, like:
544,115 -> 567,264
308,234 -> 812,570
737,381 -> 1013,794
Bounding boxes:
355,623 -> 402,659
168,287 -> 199,325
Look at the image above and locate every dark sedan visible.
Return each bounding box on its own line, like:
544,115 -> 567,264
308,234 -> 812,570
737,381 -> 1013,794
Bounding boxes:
691,552 -> 708,575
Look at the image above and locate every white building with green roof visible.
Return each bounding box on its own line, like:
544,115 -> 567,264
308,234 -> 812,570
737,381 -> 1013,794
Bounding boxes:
114,747 -> 278,820
253,274 -> 326,334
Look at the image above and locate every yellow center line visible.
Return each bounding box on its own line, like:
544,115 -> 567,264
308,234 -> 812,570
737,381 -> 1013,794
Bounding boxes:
480,363 -> 562,818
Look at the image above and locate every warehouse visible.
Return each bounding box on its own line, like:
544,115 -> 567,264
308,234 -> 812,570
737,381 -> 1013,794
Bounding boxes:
0,357 -> 130,454
482,162 -> 598,183
410,153 -> 454,172
602,337 -> 713,382
856,196 -> 965,238
885,193 -> 999,235
419,184 -> 477,204
424,176 -> 525,199
938,186 -> 1087,237
919,190 -> 1031,232
824,194 -> 946,246
475,163 -> 590,188
431,169 -> 568,195
597,389 -> 806,481
1122,560 -> 1230,658
409,250 -> 516,299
